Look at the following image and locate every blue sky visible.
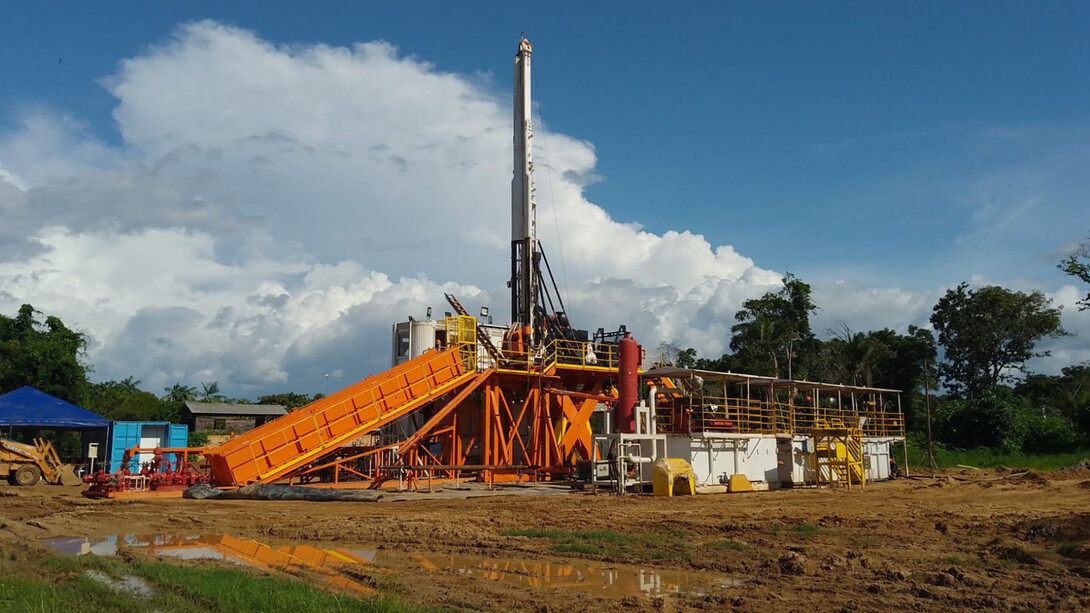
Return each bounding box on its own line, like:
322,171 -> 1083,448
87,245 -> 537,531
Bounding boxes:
0,3 -> 1087,394
3,3 -> 1086,286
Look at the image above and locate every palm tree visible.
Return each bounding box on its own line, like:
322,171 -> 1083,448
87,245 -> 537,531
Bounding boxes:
119,375 -> 141,395
161,383 -> 198,403
200,381 -> 222,402
828,322 -> 893,386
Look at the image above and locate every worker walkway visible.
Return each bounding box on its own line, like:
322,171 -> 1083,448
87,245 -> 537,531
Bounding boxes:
205,346 -> 475,486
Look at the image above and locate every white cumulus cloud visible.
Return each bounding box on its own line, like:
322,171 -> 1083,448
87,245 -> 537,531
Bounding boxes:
0,21 -> 1085,398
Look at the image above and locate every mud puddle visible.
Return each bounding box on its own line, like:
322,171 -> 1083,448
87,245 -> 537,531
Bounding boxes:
41,533 -> 740,598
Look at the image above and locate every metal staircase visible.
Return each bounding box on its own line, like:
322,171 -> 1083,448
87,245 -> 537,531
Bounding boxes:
812,418 -> 866,490
445,293 -> 501,362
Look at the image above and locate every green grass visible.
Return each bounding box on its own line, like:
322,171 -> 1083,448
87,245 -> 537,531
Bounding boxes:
550,543 -> 623,557
904,439 -> 1090,472
771,523 -> 835,538
1,552 -> 435,613
502,529 -> 629,543
791,523 -> 831,536
503,528 -> 698,563
1056,542 -> 1082,557
703,540 -> 755,552
650,551 -> 693,562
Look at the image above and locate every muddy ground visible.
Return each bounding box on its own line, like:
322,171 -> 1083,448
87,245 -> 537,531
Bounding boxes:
3,469 -> 1090,612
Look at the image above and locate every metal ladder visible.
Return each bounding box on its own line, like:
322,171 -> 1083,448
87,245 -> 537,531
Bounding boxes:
444,293 -> 500,362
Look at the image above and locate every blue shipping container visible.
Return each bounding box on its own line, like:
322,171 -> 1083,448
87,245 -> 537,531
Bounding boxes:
107,421 -> 188,471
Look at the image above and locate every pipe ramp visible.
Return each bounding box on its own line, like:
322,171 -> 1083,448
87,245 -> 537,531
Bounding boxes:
206,348 -> 472,486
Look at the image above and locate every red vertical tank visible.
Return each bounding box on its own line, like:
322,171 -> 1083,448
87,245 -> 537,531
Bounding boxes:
616,332 -> 640,434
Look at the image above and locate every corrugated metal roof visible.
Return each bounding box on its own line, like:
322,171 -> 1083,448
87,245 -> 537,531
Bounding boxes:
183,402 -> 287,416
642,367 -> 901,394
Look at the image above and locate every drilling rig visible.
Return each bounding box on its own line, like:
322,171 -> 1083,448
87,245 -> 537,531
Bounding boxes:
83,36 -> 906,499
84,36 -> 640,497
371,35 -> 644,485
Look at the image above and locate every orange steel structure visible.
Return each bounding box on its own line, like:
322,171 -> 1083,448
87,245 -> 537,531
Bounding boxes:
204,340 -> 475,486
200,316 -> 624,487
389,337 -> 625,484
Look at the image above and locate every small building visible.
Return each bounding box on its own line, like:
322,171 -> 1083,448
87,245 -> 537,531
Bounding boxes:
108,421 -> 188,471
181,402 -> 287,435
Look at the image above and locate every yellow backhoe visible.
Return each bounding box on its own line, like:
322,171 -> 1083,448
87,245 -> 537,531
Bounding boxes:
0,437 -> 66,485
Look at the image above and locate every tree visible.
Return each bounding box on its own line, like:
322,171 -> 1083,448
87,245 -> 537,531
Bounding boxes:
653,342 -> 697,368
257,392 -> 317,411
199,381 -> 222,402
162,383 -> 199,403
865,326 -> 937,432
1059,237 -> 1090,311
1017,362 -> 1090,431
118,376 -> 141,394
113,392 -> 165,421
825,322 -> 894,386
932,387 -> 1027,451
0,304 -> 89,404
676,348 -> 697,369
729,273 -> 817,378
931,283 -> 1067,397
85,379 -> 140,418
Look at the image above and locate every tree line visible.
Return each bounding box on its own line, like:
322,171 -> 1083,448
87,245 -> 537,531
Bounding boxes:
2,237 -> 1088,455
661,252 -> 1089,455
0,303 -> 323,426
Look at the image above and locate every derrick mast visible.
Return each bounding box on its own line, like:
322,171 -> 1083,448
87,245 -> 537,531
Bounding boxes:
511,35 -> 539,349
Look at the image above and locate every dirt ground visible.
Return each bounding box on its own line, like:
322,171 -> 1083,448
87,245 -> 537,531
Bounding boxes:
3,469 -> 1090,612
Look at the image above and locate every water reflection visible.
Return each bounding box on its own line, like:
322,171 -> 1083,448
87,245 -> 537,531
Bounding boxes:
40,534 -> 377,595
40,534 -> 740,599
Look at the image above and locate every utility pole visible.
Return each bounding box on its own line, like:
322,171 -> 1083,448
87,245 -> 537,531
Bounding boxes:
923,357 -> 937,476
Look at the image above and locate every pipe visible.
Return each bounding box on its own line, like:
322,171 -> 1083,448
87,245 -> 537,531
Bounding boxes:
648,386 -> 658,435
733,440 -> 740,477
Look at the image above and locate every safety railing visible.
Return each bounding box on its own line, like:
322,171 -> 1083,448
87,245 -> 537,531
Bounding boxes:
546,339 -> 621,370
653,398 -> 905,438
493,338 -> 633,373
858,411 -> 905,438
695,397 -> 778,434
444,315 -> 479,371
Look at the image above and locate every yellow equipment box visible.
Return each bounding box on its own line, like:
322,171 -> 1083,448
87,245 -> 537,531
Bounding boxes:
652,458 -> 696,497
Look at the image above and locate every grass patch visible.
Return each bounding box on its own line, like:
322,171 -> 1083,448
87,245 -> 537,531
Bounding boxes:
550,543 -> 625,557
770,523 -> 834,538
501,529 -> 627,543
1056,542 -> 1082,557
791,523 -> 834,536
938,554 -> 984,567
703,540 -> 754,552
3,551 -> 433,613
651,551 -> 693,562
904,439 -> 1090,472
504,528 -> 693,563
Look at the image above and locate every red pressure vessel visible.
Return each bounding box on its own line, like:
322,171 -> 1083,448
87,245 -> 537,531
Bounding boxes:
616,332 -> 640,434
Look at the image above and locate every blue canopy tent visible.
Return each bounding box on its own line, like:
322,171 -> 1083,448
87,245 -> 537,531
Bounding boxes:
0,386 -> 108,428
